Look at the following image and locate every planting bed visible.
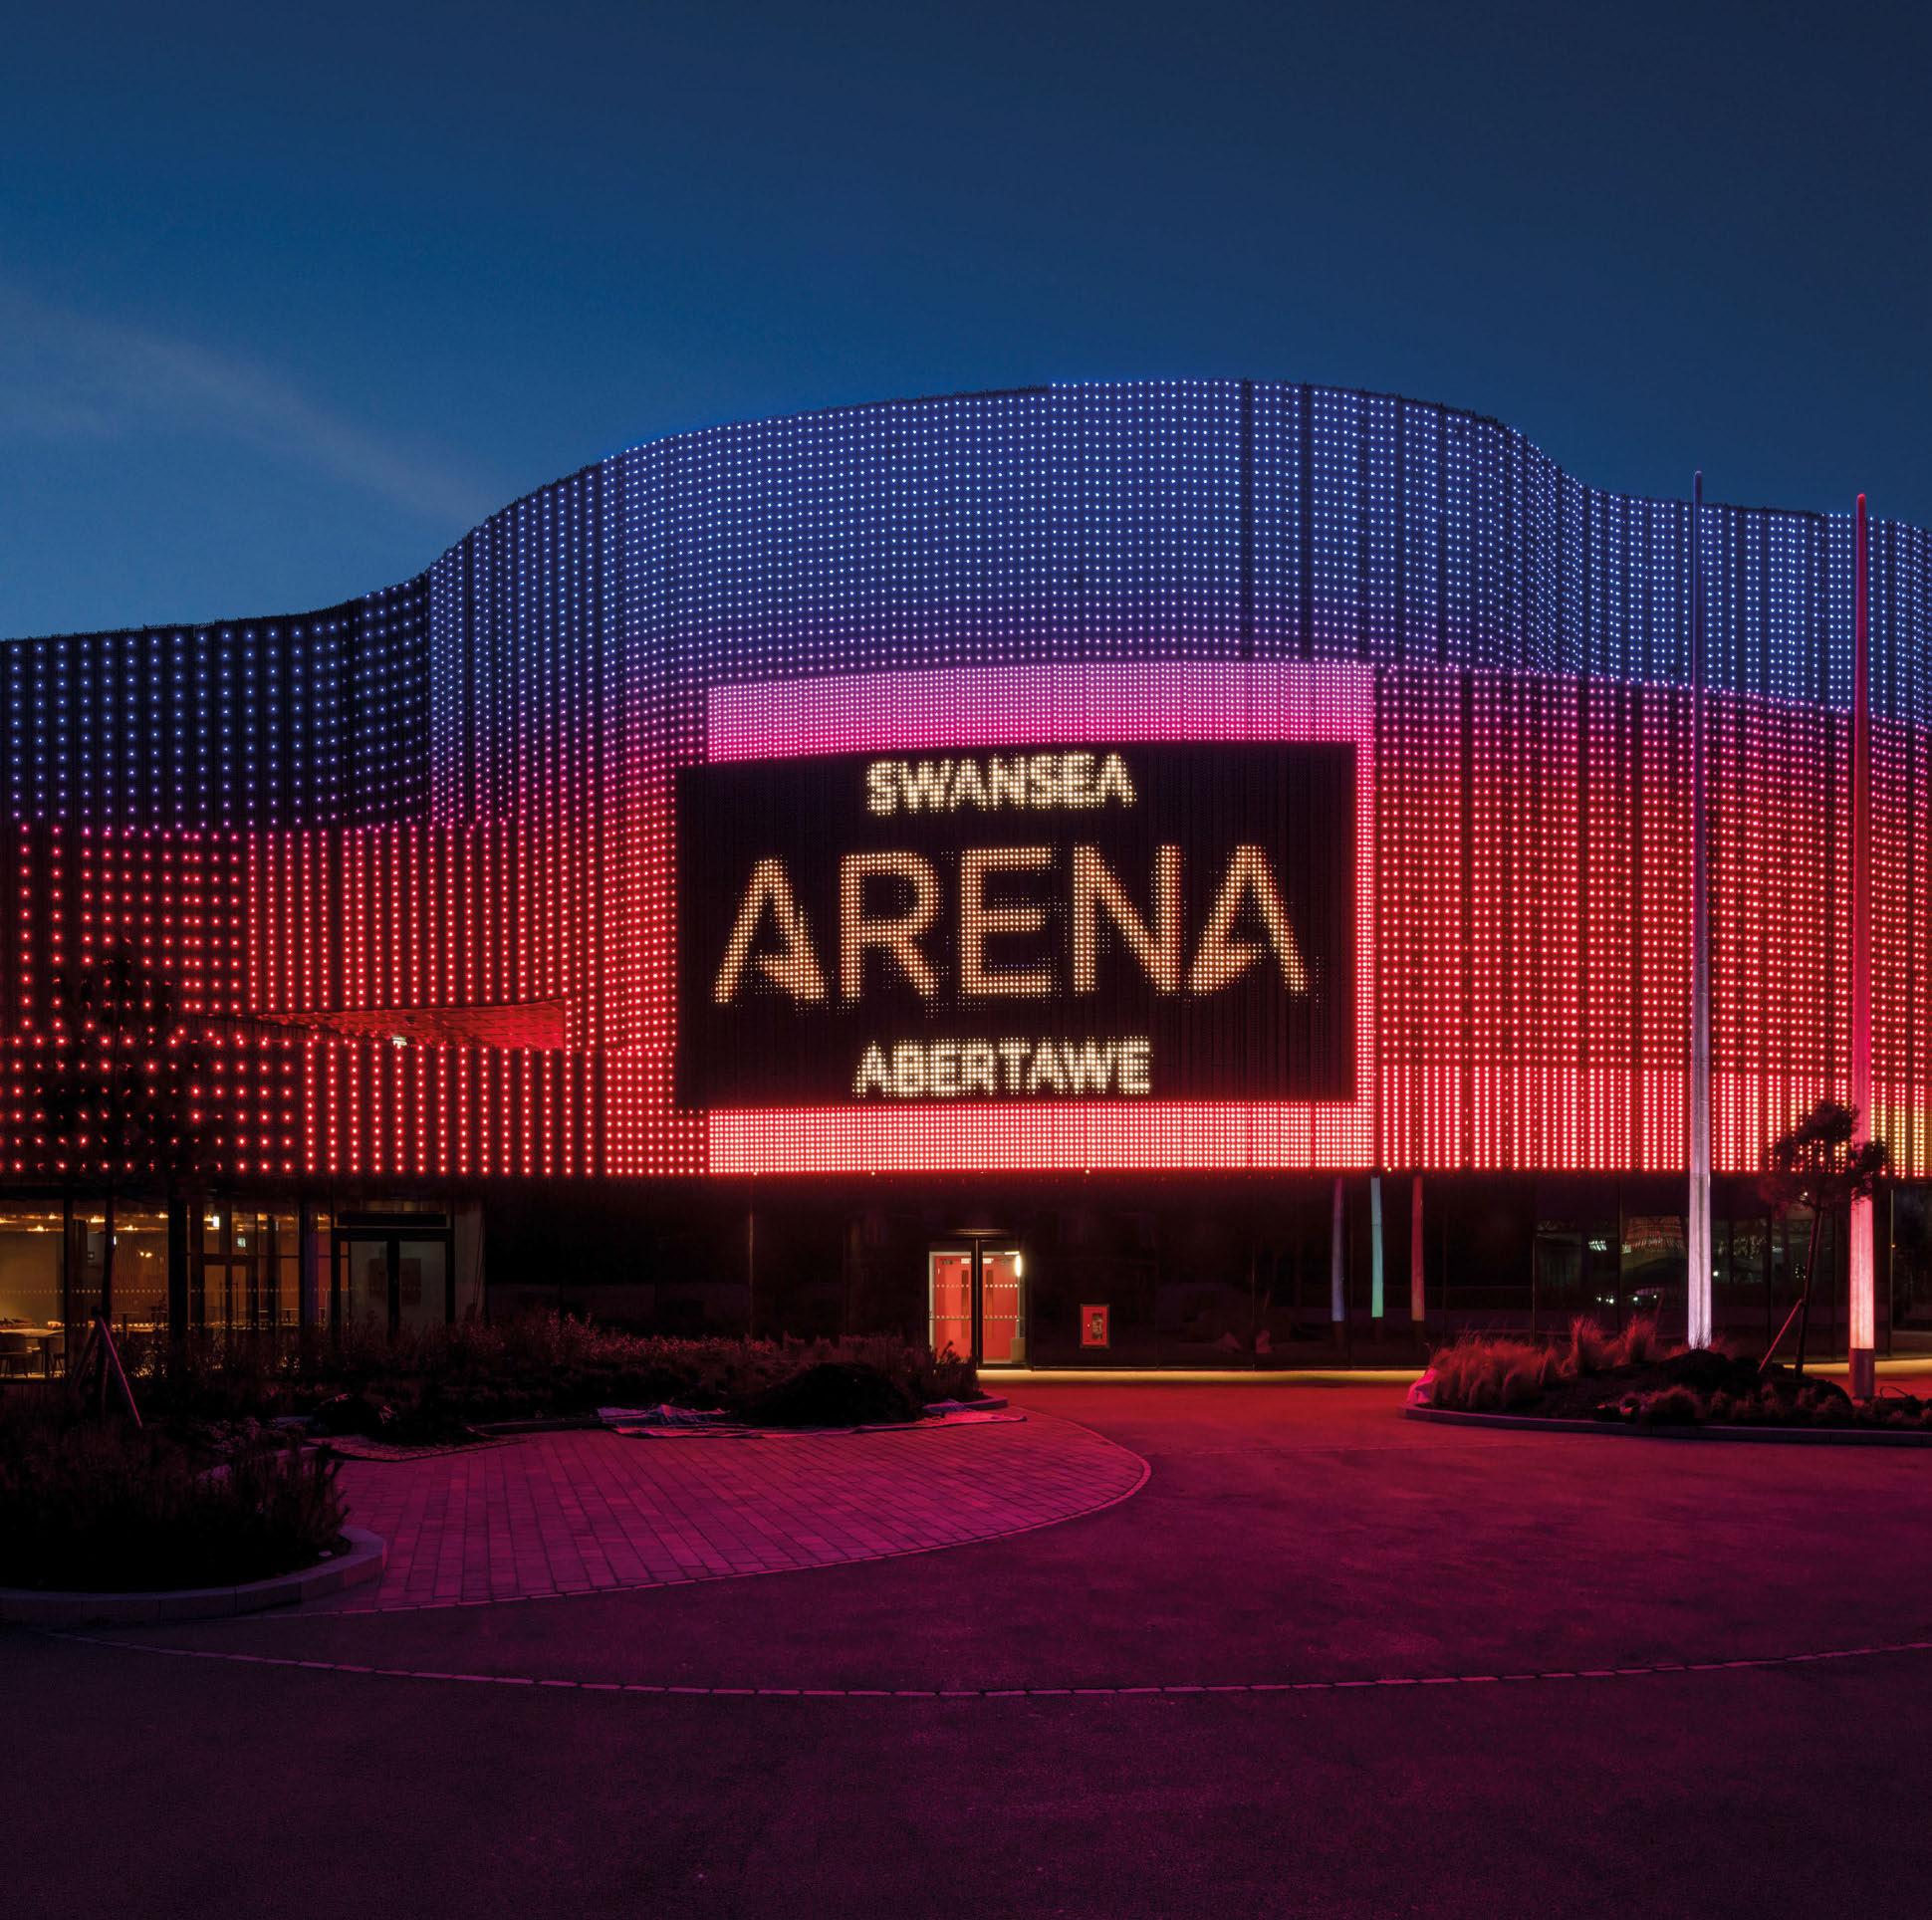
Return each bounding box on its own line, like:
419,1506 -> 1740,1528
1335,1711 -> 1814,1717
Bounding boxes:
124,1319 -> 981,1444
1417,1320 -> 1932,1436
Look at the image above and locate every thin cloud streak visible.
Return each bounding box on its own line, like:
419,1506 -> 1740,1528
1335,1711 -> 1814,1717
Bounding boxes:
0,289 -> 499,530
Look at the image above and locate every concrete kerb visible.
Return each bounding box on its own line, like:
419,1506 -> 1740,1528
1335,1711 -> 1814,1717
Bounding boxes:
1406,1405 -> 1932,1447
0,1526 -> 386,1627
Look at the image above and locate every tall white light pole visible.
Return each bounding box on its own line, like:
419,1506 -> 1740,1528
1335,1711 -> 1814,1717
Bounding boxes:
1848,493 -> 1876,1397
1687,472 -> 1714,1348
1329,1175 -> 1346,1342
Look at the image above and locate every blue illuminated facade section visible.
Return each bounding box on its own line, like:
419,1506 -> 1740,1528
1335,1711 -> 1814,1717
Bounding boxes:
6,378 -> 1931,832
2,578 -> 429,831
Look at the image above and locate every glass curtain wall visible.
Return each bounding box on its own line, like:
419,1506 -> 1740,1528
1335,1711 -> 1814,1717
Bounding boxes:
0,1206 -> 64,1376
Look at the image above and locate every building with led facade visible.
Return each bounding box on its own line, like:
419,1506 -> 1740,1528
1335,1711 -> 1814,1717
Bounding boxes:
4,379 -> 1931,1368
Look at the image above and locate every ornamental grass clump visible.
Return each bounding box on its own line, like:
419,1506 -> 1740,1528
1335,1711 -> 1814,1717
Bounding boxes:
1425,1318 -> 1932,1434
1427,1317 -> 1678,1414
1633,1385 -> 1701,1426
1562,1316 -> 1616,1377
1428,1333 -> 1559,1410
1610,1316 -> 1666,1368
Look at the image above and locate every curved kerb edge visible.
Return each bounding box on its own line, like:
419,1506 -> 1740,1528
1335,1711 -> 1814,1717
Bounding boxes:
0,1525 -> 386,1627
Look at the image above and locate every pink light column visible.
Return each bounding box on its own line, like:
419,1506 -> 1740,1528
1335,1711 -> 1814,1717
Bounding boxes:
1849,494 -> 1875,1397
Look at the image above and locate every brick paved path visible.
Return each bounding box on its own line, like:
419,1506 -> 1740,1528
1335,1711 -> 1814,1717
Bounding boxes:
329,1412 -> 1146,1611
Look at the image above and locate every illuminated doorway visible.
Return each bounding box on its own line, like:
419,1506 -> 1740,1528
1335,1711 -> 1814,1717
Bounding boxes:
926,1241 -> 1026,1367
929,1250 -> 973,1360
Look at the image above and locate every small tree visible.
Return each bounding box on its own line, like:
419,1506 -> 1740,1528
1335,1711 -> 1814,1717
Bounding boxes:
35,944 -> 212,1320
1760,1099 -> 1888,1375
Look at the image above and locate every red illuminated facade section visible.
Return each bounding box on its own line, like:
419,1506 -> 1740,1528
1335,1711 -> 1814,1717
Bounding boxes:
4,662 -> 1930,1182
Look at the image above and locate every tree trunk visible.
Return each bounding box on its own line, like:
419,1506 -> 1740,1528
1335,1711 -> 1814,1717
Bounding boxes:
1793,1207 -> 1823,1375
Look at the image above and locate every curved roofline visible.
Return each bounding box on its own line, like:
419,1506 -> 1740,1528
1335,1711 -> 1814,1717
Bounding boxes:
3,376 -> 1894,649
459,375 -> 1862,570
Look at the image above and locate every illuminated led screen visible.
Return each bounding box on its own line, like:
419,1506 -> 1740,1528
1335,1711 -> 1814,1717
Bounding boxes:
676,741 -> 1355,1106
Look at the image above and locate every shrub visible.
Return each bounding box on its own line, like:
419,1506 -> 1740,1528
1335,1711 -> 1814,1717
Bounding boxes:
1761,1372 -> 1852,1418
1634,1385 -> 1701,1427
740,1361 -> 922,1429
1658,1344 -> 1754,1395
0,1406 -> 345,1592
1431,1319 -> 1698,1413
1426,1321 -> 1928,1433
118,1316 -> 979,1433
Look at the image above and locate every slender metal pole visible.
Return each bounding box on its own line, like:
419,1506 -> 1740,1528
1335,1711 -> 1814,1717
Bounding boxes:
1369,1174 -> 1385,1322
1329,1175 -> 1345,1339
1410,1174 -> 1425,1325
1687,472 -> 1714,1347
1849,492 -> 1875,1396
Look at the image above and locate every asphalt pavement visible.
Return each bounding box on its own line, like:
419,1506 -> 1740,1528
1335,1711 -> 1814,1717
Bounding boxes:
8,1383 -> 1931,1919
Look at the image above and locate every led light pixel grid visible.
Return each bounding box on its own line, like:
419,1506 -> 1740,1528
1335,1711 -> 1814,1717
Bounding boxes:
1,380 -> 1928,1182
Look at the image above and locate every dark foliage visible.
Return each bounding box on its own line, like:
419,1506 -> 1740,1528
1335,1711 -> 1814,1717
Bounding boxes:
120,1316 -> 979,1433
1761,1100 -> 1889,1220
1657,1346 -> 1759,1395
1761,1099 -> 1890,1372
741,1361 -> 922,1429
0,1405 -> 345,1592
310,1392 -> 398,1439
1428,1320 -> 1915,1430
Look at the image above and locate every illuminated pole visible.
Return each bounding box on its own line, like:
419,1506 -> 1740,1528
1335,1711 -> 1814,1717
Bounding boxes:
1687,472 -> 1713,1348
1329,1175 -> 1345,1336
1369,1174 -> 1385,1322
1849,493 -> 1875,1397
1410,1174 -> 1425,1324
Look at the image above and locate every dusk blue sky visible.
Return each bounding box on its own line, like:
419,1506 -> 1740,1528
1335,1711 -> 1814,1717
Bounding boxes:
4,0 -> 1925,639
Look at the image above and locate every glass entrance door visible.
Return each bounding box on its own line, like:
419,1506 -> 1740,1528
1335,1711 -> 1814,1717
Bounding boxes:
929,1251 -> 973,1360
396,1239 -> 449,1332
979,1249 -> 1024,1365
344,1238 -> 394,1332
195,1208 -> 275,1332
926,1243 -> 1027,1366
335,1212 -> 455,1337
